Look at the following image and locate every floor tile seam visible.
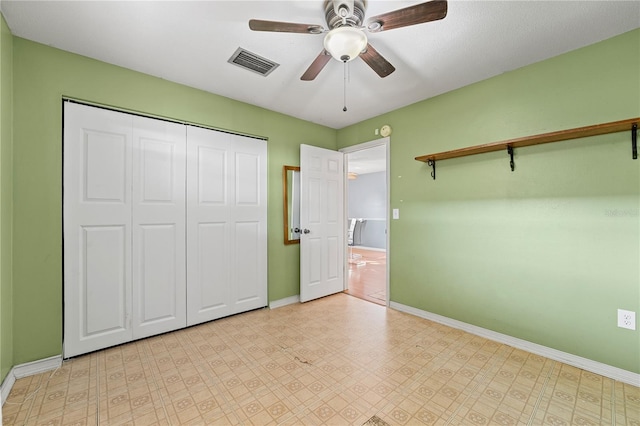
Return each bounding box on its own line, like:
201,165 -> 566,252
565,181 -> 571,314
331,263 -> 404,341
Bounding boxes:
274,355 -> 387,418
271,385 -> 340,422
427,351 -> 496,375
269,380 -> 335,412
16,400 -> 102,425
328,352 -> 441,419
302,355 -> 375,379
99,381 -> 165,398
138,340 -> 171,424
395,359 -> 455,390
246,341 -> 376,385
266,407 -> 298,425
193,358 -> 245,425
2,381 -> 40,410
203,380 -> 309,424
525,359 -> 557,426
354,388 -> 406,422
212,347 -> 318,389
219,371 -> 289,402
286,384 -> 370,423
611,379 -> 616,425
441,343 -> 513,425
160,342 -> 268,376
426,337 -> 493,365
571,380 -> 610,420
406,345 -> 487,388
229,336 -> 304,364
620,383 -> 640,423
22,390 -> 100,417
389,360 -> 455,401
95,351 -> 102,425
19,364 -> 62,424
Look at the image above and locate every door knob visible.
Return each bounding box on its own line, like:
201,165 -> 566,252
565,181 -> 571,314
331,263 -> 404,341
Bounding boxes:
293,227 -> 302,233
303,229 -> 311,234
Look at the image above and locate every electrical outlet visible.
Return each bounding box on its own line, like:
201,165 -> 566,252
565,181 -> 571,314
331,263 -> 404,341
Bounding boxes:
617,309 -> 636,330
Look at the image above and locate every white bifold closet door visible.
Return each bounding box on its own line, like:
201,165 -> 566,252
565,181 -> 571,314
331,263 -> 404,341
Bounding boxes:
186,126 -> 267,326
64,102 -> 267,358
64,103 -> 187,357
64,104 -> 135,357
131,115 -> 187,339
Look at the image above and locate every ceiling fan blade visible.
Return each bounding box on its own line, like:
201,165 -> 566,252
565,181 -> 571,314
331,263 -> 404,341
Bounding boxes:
301,50 -> 332,81
366,0 -> 447,32
249,19 -> 324,34
360,44 -> 396,78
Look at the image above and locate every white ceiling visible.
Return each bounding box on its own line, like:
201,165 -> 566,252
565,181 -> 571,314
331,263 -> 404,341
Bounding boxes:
1,1 -> 639,130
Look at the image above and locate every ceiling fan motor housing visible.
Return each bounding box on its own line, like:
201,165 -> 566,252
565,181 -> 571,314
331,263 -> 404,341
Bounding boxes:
324,0 -> 367,28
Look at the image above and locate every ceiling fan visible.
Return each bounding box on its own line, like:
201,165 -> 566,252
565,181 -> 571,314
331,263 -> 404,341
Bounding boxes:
249,0 -> 447,81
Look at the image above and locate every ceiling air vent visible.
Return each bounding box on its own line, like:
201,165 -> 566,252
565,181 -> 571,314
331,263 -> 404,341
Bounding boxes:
228,48 -> 279,77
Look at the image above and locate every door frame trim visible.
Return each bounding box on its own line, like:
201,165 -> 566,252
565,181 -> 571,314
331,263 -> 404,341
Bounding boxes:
339,137 -> 390,306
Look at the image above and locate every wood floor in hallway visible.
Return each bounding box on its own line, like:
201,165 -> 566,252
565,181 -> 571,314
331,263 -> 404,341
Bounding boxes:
346,247 -> 387,306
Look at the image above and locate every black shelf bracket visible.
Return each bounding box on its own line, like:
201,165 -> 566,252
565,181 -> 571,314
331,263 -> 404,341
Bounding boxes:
632,123 -> 637,160
427,159 -> 436,180
507,146 -> 515,171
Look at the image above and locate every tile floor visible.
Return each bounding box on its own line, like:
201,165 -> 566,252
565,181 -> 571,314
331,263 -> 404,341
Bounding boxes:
2,293 -> 639,425
346,248 -> 386,306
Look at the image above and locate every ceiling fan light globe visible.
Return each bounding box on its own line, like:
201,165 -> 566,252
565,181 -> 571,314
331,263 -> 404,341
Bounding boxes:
323,26 -> 368,62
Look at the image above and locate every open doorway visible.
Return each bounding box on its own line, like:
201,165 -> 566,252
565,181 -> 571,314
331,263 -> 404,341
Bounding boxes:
341,139 -> 389,306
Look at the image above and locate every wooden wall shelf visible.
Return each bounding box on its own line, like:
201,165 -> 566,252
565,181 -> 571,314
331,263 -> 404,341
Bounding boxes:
415,117 -> 639,179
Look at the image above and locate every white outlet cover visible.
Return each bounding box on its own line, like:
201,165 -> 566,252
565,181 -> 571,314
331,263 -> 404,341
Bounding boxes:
617,309 -> 636,330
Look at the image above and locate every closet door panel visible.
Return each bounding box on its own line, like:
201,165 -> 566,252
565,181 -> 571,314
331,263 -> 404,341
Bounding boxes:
187,127 -> 232,325
236,152 -> 260,205
64,103 -> 134,358
229,135 -> 267,313
233,221 -> 262,308
187,128 -> 266,326
82,226 -> 128,336
83,131 -> 127,202
194,146 -> 230,316
132,116 -> 187,339
195,222 -> 230,315
198,147 -> 227,204
138,224 -> 179,322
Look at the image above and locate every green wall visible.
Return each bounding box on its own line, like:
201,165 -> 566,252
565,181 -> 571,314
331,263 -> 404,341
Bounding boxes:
338,29 -> 640,373
0,14 -> 14,384
11,37 -> 336,365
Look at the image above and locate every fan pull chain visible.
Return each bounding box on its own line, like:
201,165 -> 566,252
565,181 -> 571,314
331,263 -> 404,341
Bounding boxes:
343,60 -> 348,112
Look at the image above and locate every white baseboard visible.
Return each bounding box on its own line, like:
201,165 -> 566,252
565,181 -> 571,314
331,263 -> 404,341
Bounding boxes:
269,295 -> 300,309
390,301 -> 640,387
0,371 -> 15,406
1,355 -> 62,406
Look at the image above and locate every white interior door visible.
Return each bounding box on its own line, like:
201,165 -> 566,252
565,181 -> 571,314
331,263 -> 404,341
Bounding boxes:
300,144 -> 345,302
131,116 -> 187,338
186,127 -> 267,325
64,102 -> 134,357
